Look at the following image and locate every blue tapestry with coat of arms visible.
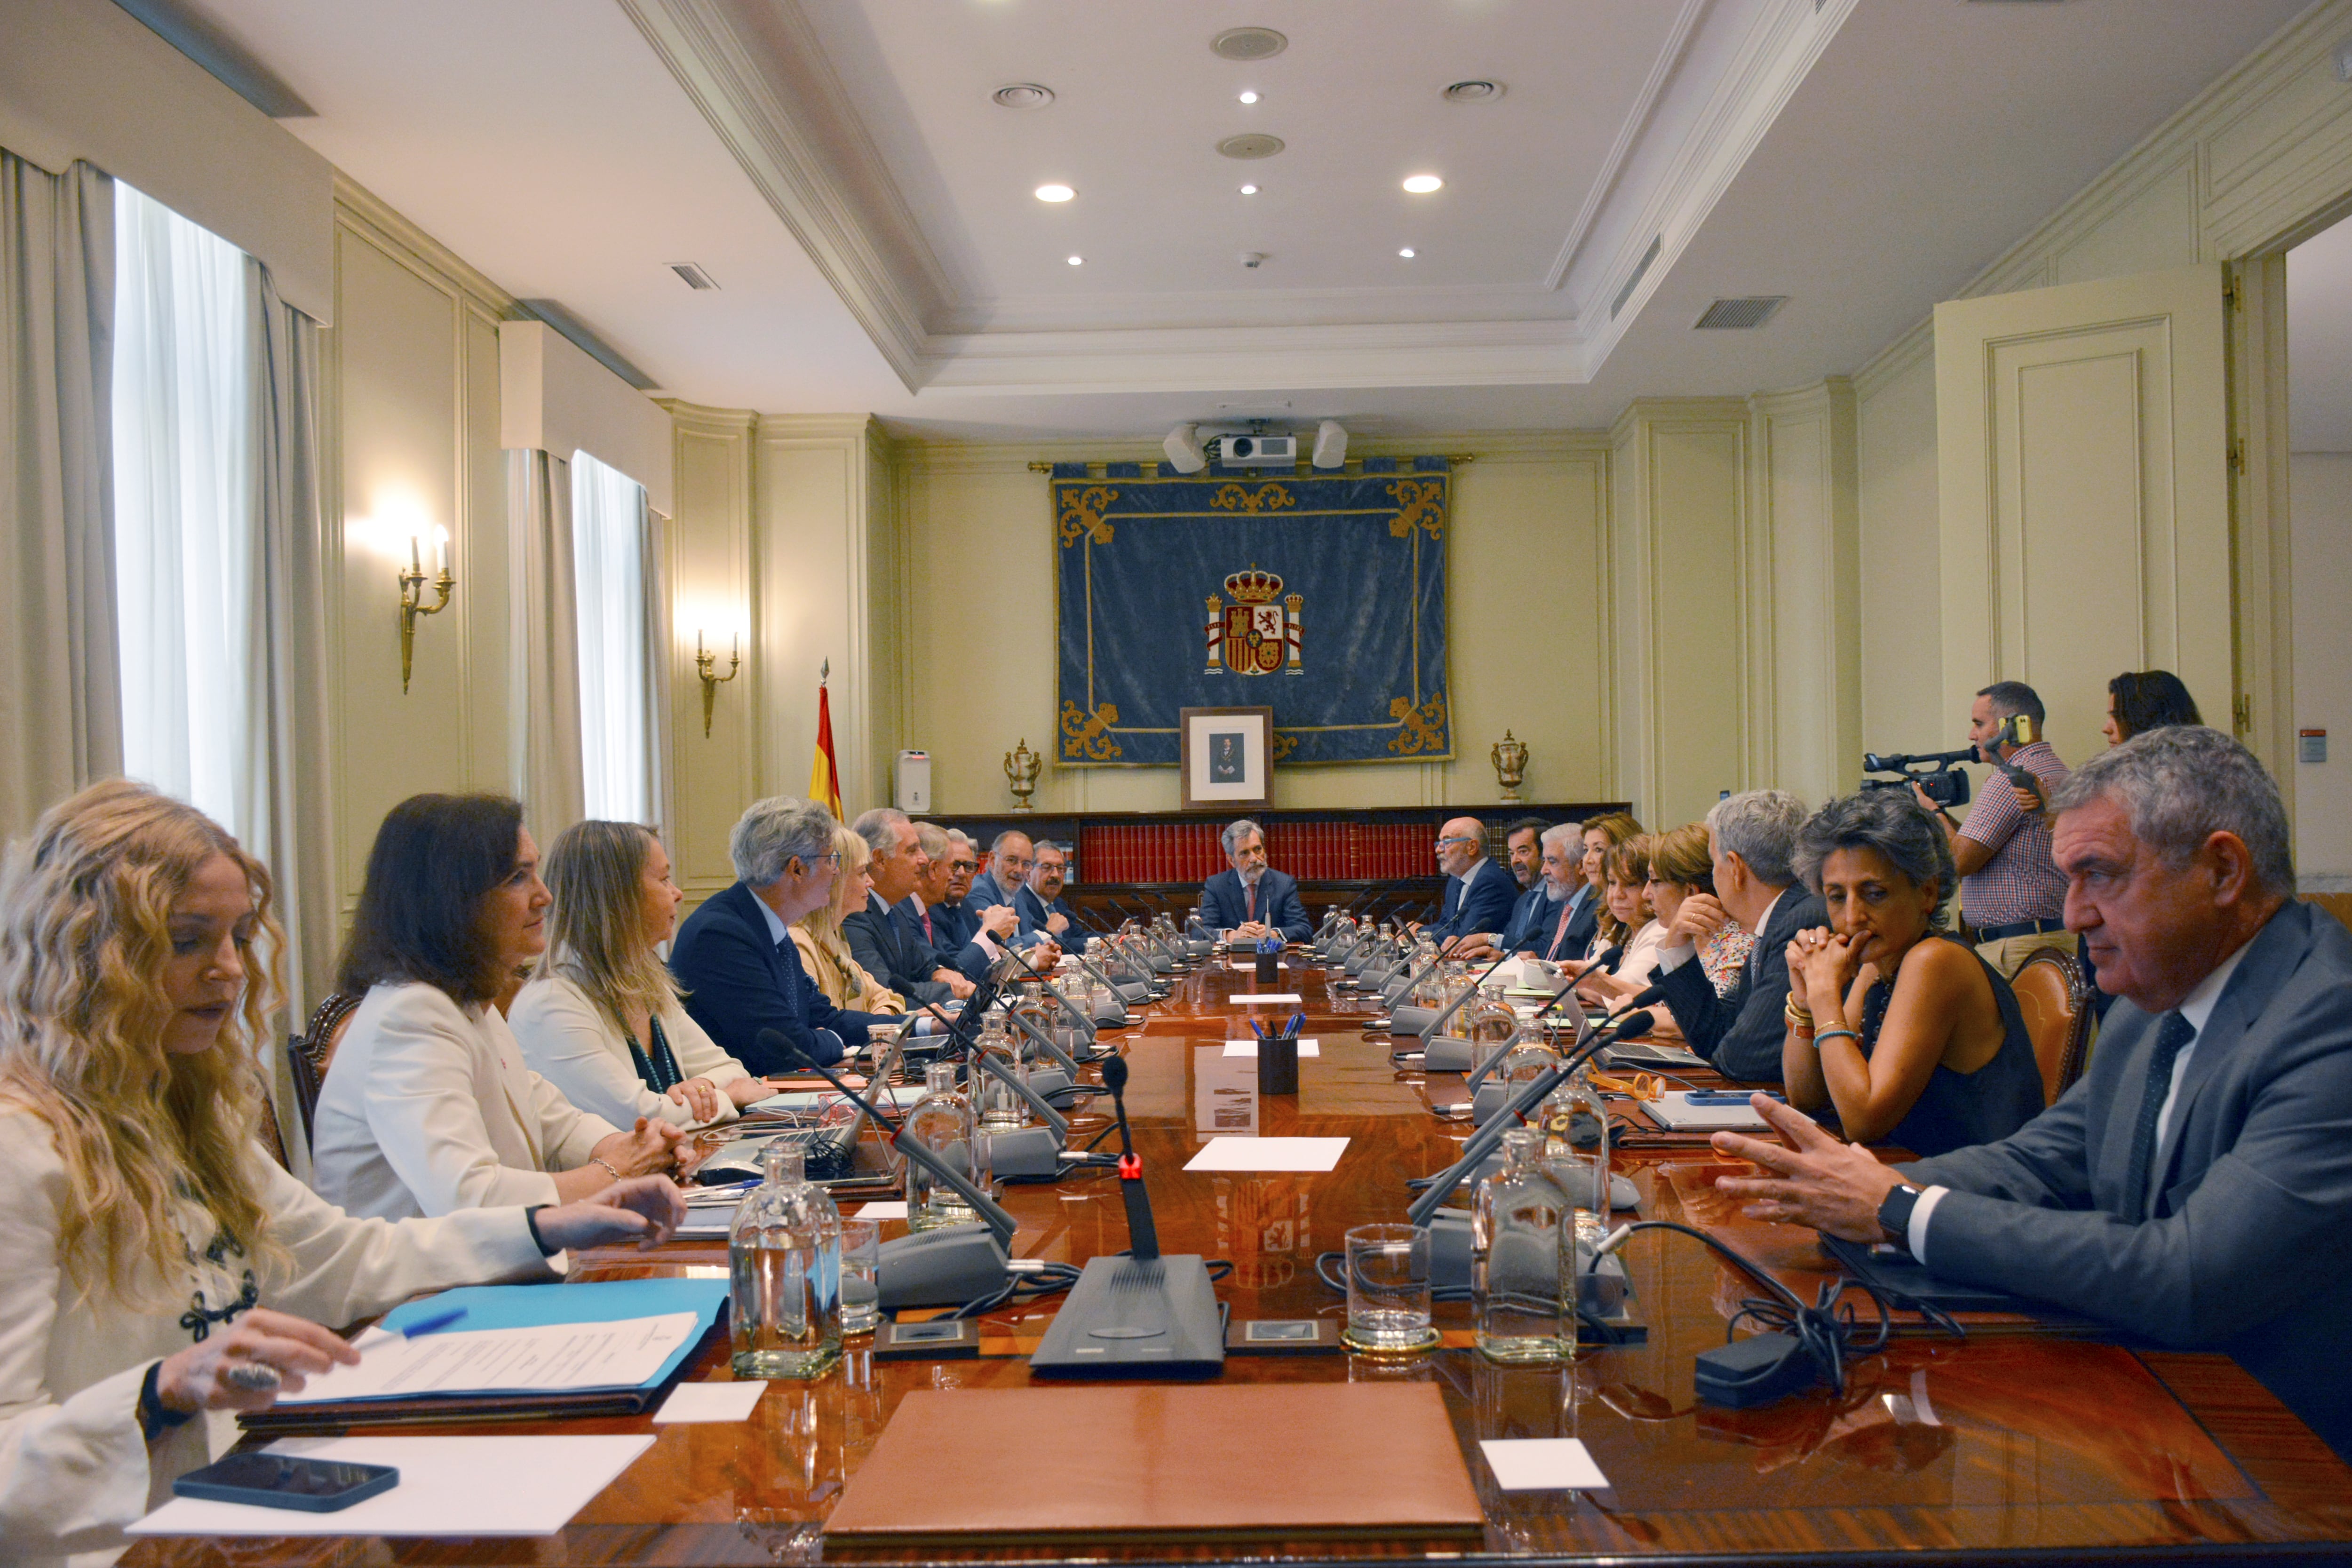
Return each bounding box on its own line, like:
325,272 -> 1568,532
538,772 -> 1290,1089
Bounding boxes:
1053,457 -> 1450,767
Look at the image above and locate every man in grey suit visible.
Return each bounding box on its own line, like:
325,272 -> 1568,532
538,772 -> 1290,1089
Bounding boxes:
1713,727 -> 2352,1460
1652,789 -> 1823,1082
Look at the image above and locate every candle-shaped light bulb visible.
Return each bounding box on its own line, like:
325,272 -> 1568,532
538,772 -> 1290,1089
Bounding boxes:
409,530 -> 421,575
434,527 -> 450,576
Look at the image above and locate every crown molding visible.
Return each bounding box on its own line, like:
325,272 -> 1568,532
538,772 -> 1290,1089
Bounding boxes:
333,173 -> 519,319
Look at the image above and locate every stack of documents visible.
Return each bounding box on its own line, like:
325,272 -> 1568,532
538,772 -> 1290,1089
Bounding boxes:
239,1277 -> 726,1433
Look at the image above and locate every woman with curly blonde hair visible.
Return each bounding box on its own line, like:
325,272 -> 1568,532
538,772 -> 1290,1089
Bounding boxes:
0,782 -> 682,1565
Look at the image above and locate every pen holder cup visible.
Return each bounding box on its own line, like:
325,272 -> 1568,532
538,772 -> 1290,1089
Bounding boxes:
1254,952 -> 1281,987
1258,1035 -> 1299,1095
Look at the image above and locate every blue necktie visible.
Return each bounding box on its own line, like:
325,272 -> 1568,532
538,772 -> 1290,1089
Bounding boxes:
2125,1012 -> 2197,1220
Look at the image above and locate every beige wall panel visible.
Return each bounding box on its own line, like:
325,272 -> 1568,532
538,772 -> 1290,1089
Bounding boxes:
1936,264 -> 2232,773
2053,159 -> 2201,287
331,229 -> 468,901
1856,345 -> 1946,756
1647,427 -> 1748,827
666,410 -> 756,901
460,309 -> 509,796
2290,453 -> 2352,880
1753,382 -> 1859,809
894,443 -> 1608,818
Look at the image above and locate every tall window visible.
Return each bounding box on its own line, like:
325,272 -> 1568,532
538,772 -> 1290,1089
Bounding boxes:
111,182 -> 251,828
571,451 -> 651,823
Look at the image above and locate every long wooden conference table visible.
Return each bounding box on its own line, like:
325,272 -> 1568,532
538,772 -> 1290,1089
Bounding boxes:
127,956 -> 2352,1565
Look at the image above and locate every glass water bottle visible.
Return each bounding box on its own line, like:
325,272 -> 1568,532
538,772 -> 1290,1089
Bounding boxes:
903,1060 -> 993,1230
973,1023 -> 1029,1133
729,1140 -> 843,1379
1471,1128 -> 1571,1364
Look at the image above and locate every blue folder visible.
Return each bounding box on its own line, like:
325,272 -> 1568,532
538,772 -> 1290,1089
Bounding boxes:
376,1276 -> 729,1393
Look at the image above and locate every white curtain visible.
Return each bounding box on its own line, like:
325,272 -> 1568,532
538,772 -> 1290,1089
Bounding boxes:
571,451 -> 650,825
0,152 -> 119,836
508,447 -> 585,842
642,506 -> 674,839
112,180 -> 249,825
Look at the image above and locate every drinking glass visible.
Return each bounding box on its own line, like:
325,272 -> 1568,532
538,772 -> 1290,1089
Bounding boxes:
1343,1222 -> 1437,1354
838,1218 -> 881,1337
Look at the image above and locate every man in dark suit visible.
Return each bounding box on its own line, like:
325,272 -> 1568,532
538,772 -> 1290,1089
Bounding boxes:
844,808 -> 967,1007
902,824 -> 1024,985
670,796 -> 890,1075
1199,817 -> 1311,943
1015,840 -> 1095,950
1494,817 -> 1558,953
1653,789 -> 1820,1082
1713,728 -> 2352,1461
1420,816 -> 1521,946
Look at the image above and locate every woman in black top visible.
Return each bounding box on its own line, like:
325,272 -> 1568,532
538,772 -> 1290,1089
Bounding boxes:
1780,791 -> 2044,1156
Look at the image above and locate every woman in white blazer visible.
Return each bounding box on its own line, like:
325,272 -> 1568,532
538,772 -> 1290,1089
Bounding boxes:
511,820 -> 776,1129
0,782 -> 683,1566
311,794 -> 683,1222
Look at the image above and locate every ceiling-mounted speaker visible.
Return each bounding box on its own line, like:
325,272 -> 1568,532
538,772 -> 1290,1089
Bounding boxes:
1311,420 -> 1348,470
1163,425 -> 1208,475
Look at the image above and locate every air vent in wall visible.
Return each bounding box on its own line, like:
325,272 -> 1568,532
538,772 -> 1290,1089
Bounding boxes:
669,263 -> 719,291
1610,236 -> 1663,321
1694,295 -> 1787,330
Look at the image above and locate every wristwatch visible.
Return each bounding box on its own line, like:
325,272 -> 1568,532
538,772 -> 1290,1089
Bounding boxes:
1876,1183 -> 1923,1249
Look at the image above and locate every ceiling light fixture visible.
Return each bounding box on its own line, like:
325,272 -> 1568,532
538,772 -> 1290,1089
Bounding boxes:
1218,133 -> 1285,160
1238,90 -> 1259,104
1034,183 -> 1075,202
1398,248 -> 1415,259
1067,255 -> 1084,266
992,83 -> 1056,109
1442,80 -> 1503,103
1402,174 -> 1444,194
1240,183 -> 1259,195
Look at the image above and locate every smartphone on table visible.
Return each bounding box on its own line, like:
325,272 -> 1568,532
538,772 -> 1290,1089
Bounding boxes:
172,1452 -> 399,1512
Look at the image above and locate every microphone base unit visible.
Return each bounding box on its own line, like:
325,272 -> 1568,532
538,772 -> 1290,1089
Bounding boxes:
1026,1253 -> 1227,1378
1421,1034 -> 1476,1072
1391,1004 -> 1439,1038
1422,1212 -> 1648,1345
990,1124 -> 1068,1179
876,1223 -> 1013,1310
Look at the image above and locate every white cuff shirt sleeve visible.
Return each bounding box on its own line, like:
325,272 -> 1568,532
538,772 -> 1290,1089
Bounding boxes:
1656,941 -> 1697,973
1907,1185 -> 1949,1262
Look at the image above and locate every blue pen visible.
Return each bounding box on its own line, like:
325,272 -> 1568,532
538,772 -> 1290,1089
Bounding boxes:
392,1305 -> 469,1338
1286,1012 -> 1304,1039
1250,1018 -> 1267,1040
1685,1090 -> 1784,1106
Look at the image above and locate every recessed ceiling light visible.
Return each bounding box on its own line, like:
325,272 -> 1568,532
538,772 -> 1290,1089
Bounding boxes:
1442,80 -> 1503,103
1238,90 -> 1259,104
1402,174 -> 1444,194
1035,183 -> 1075,202
1067,255 -> 1084,266
1398,248 -> 1415,259
1239,183 -> 1259,195
993,83 -> 1055,109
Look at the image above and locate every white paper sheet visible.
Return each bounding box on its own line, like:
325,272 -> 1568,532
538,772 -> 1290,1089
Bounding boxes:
1183,1136 -> 1349,1173
1479,1437 -> 1611,1491
855,1200 -> 909,1220
1228,992 -> 1303,1005
676,1206 -> 735,1237
1222,1039 -> 1320,1057
653,1381 -> 767,1423
274,1314 -> 697,1404
128,1434 -> 654,1537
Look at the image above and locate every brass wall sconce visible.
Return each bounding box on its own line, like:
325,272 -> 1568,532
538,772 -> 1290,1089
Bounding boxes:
696,630 -> 742,737
398,528 -> 454,694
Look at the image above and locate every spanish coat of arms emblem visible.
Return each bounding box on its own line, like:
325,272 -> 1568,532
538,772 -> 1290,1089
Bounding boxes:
1203,567 -> 1302,677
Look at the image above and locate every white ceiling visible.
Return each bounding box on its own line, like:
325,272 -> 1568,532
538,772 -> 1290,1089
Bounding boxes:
179,0 -> 2312,438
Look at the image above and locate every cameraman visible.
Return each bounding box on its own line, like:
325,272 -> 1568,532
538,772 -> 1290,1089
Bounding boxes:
1916,681 -> 2072,978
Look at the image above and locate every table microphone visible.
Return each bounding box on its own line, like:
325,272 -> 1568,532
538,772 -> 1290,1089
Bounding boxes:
1099,1054 -> 1157,1261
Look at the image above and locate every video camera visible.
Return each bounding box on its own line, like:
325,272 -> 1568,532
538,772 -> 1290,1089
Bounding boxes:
1860,747 -> 1975,809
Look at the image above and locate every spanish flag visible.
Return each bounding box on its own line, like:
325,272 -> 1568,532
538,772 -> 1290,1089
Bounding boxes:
810,675 -> 844,819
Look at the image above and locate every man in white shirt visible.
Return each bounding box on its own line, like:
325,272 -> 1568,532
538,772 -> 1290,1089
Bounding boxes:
1711,727 -> 2352,1461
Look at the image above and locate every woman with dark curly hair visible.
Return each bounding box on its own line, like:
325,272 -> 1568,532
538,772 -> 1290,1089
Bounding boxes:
1780,790 -> 2045,1154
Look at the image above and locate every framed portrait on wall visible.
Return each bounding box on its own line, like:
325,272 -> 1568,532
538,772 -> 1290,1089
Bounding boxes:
1179,706 -> 1273,812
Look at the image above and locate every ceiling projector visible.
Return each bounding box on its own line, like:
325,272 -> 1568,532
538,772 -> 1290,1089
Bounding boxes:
1162,420 -> 1347,474
1219,433 -> 1295,465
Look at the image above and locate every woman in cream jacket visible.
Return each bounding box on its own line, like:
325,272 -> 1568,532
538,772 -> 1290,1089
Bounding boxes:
511,820 -> 776,1129
791,823 -> 907,1014
310,794 -> 683,1222
0,782 -> 682,1566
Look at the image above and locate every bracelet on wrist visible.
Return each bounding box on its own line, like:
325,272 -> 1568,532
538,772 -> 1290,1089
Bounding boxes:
590,1156 -> 622,1183
1812,1027 -> 1860,1050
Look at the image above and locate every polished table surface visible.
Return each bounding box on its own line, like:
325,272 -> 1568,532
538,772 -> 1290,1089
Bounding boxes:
127,958 -> 2352,1565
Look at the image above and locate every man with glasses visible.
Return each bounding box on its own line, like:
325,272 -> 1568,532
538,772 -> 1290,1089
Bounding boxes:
671,796 -> 889,1073
1017,841 -> 1096,951
1418,817 -> 1519,947
969,830 -> 1033,915
908,825 -> 1028,983
1200,818 -> 1311,944
845,808 -> 970,1006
